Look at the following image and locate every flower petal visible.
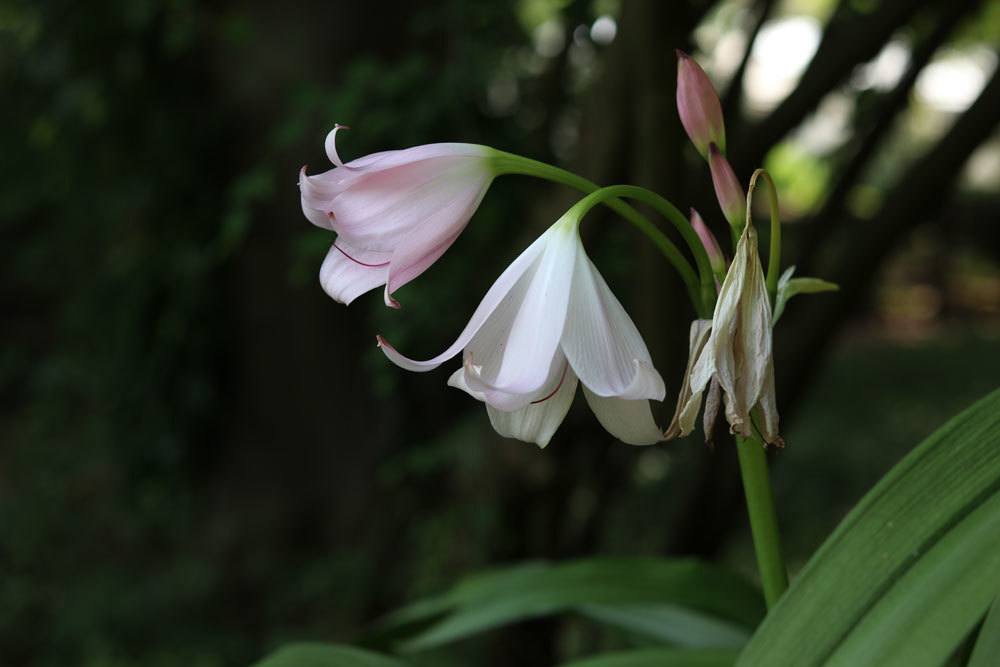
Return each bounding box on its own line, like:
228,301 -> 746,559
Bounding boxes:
318,240 -> 390,305
377,231 -> 550,372
666,319 -> 713,439
714,224 -> 770,436
756,360 -> 782,446
582,387 -> 664,446
322,128 -> 488,171
732,225 -> 772,423
561,252 -> 665,401
703,224 -> 750,424
331,160 -> 491,251
383,181 -> 490,306
447,365 -> 487,401
459,225 -> 576,398
299,166 -> 365,230
343,142 -> 491,172
486,363 -> 578,448
703,378 -> 722,443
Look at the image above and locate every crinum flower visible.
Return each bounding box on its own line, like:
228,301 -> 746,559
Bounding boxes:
377,213 -> 666,448
667,222 -> 781,445
299,125 -> 496,308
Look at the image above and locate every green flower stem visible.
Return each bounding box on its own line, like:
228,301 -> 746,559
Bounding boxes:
595,185 -> 717,317
491,151 -> 713,318
746,169 -> 782,302
735,431 -> 789,609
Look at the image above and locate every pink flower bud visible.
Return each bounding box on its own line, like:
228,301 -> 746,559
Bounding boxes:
676,50 -> 726,160
708,144 -> 746,229
689,208 -> 726,276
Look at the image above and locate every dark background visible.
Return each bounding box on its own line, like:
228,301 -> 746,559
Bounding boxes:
2,0 -> 999,665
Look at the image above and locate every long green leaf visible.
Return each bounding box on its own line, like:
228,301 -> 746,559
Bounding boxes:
558,647 -> 739,667
377,558 -> 764,652
737,388 -> 1000,666
968,596 -> 1000,667
253,643 -> 407,667
579,604 -> 750,647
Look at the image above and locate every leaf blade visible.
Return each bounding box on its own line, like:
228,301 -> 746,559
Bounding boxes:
736,388 -> 1000,666
969,595 -> 1000,667
253,643 -> 408,667
378,558 -> 764,652
557,647 -> 739,667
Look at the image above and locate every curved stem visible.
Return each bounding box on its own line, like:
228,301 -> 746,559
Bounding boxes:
491,152 -> 712,317
746,169 -> 782,302
597,185 -> 717,315
736,431 -> 788,608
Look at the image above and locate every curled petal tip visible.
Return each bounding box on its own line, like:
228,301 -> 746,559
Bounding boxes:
675,48 -> 690,60
325,125 -> 350,167
335,122 -> 350,131
375,334 -> 388,349
383,286 -> 401,309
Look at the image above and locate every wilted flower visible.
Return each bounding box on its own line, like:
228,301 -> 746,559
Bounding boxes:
708,144 -> 746,230
667,223 -> 781,445
377,215 -> 666,447
676,50 -> 726,159
299,126 -> 495,308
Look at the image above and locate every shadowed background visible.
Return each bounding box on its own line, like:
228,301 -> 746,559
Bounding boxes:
2,0 -> 999,665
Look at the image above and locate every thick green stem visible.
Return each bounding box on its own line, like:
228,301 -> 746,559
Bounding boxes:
735,431 -> 788,608
490,151 -> 712,318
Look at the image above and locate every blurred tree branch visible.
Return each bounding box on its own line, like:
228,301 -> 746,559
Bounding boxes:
721,0 -> 776,130
778,63 -> 1000,418
733,0 -> 931,175
799,0 -> 985,271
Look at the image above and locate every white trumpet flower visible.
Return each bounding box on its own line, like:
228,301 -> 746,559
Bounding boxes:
377,215 -> 666,447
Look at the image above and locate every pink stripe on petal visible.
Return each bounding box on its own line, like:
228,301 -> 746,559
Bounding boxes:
319,240 -> 389,305
531,362 -> 569,404
333,242 -> 391,268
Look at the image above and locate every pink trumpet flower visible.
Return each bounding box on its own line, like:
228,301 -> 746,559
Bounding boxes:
377,215 -> 667,448
299,125 -> 496,308
676,50 -> 726,160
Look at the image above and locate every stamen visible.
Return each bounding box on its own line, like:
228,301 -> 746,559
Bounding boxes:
531,363 -> 569,404
333,242 -> 390,268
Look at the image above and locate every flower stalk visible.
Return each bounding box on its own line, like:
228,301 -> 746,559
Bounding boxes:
489,151 -> 715,318
746,169 -> 782,302
736,429 -> 788,608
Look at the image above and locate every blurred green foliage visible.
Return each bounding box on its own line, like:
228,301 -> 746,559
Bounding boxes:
1,0 -> 998,665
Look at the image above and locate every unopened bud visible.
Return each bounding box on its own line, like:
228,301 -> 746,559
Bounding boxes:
689,208 -> 726,277
676,50 -> 726,160
708,144 -> 745,230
